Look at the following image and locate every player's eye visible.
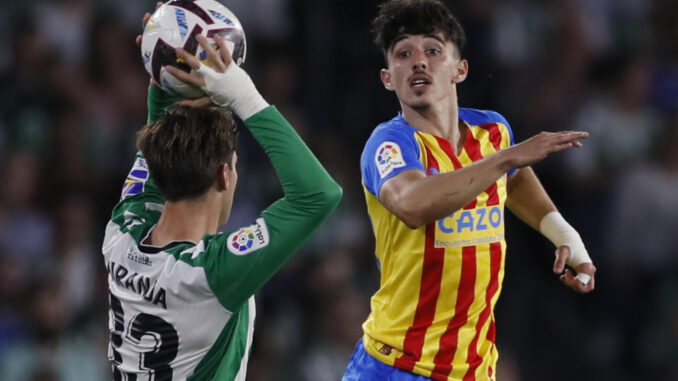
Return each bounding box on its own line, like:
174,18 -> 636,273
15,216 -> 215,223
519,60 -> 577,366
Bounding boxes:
397,50 -> 411,58
427,48 -> 442,56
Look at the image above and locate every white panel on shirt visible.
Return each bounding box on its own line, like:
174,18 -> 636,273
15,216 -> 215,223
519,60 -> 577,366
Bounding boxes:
103,223 -> 233,379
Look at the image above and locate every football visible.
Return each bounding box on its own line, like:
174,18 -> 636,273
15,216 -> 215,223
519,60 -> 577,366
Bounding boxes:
140,0 -> 247,98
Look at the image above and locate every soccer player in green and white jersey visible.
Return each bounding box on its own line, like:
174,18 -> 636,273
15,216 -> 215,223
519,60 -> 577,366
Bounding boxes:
103,34 -> 342,380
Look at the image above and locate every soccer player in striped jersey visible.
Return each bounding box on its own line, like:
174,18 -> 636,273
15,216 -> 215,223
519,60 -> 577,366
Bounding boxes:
103,34 -> 342,380
342,1 -> 597,380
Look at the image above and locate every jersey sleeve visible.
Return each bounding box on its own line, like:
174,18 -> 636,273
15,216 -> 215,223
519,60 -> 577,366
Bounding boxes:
197,106 -> 342,311
360,126 -> 424,198
146,84 -> 181,124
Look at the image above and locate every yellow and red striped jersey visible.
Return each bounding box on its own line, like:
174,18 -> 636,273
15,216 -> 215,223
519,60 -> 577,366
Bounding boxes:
359,109 -> 515,381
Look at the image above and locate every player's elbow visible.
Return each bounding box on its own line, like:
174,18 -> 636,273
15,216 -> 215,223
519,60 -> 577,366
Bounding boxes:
306,180 -> 343,216
322,181 -> 343,211
391,201 -> 429,229
399,212 -> 428,229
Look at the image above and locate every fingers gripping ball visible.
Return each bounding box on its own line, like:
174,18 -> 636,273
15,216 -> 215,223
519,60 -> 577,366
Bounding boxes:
140,0 -> 246,98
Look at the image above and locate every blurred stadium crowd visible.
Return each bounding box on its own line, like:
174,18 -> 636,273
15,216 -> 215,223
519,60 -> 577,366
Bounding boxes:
0,0 -> 676,380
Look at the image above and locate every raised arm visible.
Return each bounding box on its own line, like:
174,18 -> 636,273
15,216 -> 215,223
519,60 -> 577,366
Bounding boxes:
167,34 -> 342,309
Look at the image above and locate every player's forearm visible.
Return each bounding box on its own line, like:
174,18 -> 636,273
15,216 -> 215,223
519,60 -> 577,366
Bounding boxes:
146,85 -> 181,124
505,167 -> 557,231
244,107 -> 342,215
389,151 -> 511,228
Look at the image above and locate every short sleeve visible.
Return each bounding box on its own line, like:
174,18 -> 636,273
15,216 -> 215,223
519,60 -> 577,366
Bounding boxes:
360,125 -> 424,197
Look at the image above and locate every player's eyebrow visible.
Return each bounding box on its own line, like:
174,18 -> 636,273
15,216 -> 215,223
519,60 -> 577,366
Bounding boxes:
423,33 -> 445,45
391,32 -> 446,51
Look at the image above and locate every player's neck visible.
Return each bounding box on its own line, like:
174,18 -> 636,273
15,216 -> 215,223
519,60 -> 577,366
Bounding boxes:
401,101 -> 465,154
148,196 -> 221,247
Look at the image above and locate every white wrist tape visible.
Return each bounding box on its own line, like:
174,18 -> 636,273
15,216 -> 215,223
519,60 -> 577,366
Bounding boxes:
575,273 -> 591,285
196,61 -> 269,120
539,211 -> 592,268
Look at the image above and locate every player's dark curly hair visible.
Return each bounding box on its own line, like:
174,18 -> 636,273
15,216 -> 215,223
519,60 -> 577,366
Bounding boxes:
137,105 -> 238,201
372,0 -> 466,59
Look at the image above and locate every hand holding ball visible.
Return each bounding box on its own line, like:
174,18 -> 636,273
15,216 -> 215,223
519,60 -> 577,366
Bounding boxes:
140,0 -> 246,98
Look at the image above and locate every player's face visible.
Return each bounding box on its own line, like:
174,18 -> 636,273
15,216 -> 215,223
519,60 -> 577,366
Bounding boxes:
380,33 -> 467,110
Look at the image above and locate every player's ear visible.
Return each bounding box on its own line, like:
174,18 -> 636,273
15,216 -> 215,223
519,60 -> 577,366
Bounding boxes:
217,163 -> 229,191
380,68 -> 394,91
452,59 -> 469,84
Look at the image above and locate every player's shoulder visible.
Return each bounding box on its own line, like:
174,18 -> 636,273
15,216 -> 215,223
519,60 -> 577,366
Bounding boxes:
362,114 -> 418,161
368,113 -> 419,141
459,107 -> 510,127
363,114 -> 418,153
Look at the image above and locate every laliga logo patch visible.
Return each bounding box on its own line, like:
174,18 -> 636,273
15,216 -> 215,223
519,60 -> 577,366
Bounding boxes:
375,141 -> 406,178
227,218 -> 270,255
231,229 -> 254,252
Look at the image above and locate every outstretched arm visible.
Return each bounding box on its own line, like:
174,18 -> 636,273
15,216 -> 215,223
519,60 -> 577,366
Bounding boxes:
507,167 -> 596,293
380,130 -> 589,228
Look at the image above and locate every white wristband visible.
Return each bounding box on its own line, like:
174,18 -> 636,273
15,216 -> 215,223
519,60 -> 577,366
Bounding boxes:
539,211 -> 592,268
196,61 -> 269,120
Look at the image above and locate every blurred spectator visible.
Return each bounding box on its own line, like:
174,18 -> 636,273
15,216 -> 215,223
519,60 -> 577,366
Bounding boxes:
0,151 -> 53,267
565,54 -> 660,189
300,289 -> 366,381
0,278 -> 107,381
605,116 -> 678,271
52,195 -> 99,323
560,54 -> 661,258
599,117 -> 678,375
0,254 -> 29,360
33,0 -> 92,67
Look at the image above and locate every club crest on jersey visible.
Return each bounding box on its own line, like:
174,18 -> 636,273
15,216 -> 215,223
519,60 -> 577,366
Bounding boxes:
120,158 -> 149,200
375,141 -> 405,178
227,218 -> 269,255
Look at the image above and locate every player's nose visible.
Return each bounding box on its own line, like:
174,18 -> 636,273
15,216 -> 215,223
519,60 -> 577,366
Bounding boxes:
412,49 -> 427,70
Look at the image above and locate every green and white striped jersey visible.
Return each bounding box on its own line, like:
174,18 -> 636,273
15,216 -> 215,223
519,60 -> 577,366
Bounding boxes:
103,100 -> 342,381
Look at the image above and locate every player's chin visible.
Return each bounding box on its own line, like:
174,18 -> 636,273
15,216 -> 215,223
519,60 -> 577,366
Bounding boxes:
403,94 -> 432,109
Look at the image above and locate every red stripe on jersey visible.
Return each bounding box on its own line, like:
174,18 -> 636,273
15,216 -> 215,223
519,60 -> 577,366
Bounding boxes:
485,185 -> 499,206
433,135 -> 478,210
424,144 -> 441,175
487,326 -> 496,378
394,222 -> 446,372
394,145 -> 445,372
462,242 -> 502,380
462,129 -> 499,208
479,123 -> 503,151
431,246 -> 478,378
466,127 -> 501,206
487,318 -> 496,343
461,129 -> 480,210
464,127 -> 482,162
432,135 -> 463,170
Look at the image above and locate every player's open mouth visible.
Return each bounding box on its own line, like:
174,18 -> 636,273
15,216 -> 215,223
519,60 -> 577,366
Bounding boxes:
409,75 -> 432,88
